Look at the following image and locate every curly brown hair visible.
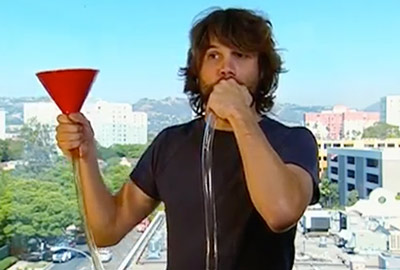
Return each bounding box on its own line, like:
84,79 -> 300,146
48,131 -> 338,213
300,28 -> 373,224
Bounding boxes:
179,7 -> 284,116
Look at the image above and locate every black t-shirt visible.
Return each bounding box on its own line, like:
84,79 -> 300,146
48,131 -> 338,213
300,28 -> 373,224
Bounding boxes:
130,116 -> 320,270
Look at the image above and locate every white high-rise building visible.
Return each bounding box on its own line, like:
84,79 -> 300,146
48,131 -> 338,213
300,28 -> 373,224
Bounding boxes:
86,101 -> 147,147
23,101 -> 148,147
380,95 -> 400,127
0,109 -> 6,140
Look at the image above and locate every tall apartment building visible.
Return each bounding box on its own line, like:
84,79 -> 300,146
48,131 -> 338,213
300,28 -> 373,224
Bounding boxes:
23,101 -> 148,147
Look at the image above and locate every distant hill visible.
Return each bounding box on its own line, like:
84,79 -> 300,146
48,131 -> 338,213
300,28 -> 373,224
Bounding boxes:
363,102 -> 380,112
271,103 -> 331,126
132,97 -> 193,135
0,96 -> 50,126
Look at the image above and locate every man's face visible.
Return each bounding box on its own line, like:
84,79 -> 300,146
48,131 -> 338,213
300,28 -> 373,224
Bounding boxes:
198,37 -> 259,104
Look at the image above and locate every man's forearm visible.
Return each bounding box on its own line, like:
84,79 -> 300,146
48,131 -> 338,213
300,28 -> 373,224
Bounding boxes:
229,111 -> 308,232
76,142 -> 119,246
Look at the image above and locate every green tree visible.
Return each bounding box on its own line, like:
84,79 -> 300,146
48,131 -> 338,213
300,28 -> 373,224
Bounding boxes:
347,190 -> 359,206
96,142 -> 118,160
15,118 -> 58,176
7,140 -> 23,160
0,139 -> 22,162
0,140 -> 9,162
0,178 -> 80,246
103,164 -> 131,194
362,122 -> 400,139
319,178 -> 340,209
111,144 -> 148,158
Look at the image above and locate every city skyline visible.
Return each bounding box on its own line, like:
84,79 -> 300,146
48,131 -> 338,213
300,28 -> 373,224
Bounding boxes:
0,1 -> 399,109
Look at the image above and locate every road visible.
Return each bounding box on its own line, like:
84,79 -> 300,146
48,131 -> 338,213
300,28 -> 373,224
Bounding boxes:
51,229 -> 141,270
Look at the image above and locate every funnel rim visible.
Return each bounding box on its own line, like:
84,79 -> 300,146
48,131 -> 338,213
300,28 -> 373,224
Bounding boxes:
36,68 -> 99,76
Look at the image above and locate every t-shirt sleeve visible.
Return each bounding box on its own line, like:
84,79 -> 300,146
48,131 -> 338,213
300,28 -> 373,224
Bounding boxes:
279,127 -> 320,205
129,131 -> 166,201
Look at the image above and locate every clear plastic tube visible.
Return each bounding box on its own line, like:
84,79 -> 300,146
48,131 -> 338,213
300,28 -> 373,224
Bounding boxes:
72,155 -> 105,270
201,113 -> 218,270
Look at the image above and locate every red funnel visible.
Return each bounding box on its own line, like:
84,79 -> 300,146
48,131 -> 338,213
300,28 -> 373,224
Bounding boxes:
36,68 -> 98,114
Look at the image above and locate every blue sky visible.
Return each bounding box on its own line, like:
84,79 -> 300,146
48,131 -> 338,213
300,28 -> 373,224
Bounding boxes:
0,0 -> 399,109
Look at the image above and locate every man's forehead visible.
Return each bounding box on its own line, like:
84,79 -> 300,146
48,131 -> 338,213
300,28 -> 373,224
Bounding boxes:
206,37 -> 237,51
206,36 -> 255,54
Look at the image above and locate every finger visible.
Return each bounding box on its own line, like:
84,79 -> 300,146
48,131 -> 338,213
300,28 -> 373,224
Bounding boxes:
56,133 -> 82,142
56,124 -> 82,134
57,114 -> 74,124
57,140 -> 81,151
68,113 -> 91,128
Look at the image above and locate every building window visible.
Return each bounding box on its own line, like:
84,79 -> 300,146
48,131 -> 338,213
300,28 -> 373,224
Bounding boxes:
333,143 -> 341,147
331,179 -> 338,184
366,158 -> 379,168
364,144 -> 374,148
388,143 -> 395,148
347,156 -> 355,164
324,143 -> 332,149
344,144 -> 354,147
347,183 -> 355,191
347,170 -> 355,178
366,173 -> 379,184
366,188 -> 373,196
330,167 -> 338,175
323,156 -> 327,161
378,143 -> 385,147
330,154 -> 338,162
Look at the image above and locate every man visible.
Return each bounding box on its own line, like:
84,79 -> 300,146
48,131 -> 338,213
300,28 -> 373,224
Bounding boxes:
56,8 -> 320,270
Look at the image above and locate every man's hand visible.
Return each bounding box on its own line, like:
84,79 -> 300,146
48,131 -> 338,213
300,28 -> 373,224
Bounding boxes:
207,78 -> 255,123
56,113 -> 95,159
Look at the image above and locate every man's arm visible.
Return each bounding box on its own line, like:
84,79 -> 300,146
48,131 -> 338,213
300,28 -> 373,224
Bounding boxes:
56,113 -> 159,247
206,79 -> 315,233
78,146 -> 159,246
229,112 -> 314,233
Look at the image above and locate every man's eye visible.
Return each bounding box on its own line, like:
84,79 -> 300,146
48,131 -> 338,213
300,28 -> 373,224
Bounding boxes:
234,52 -> 248,58
206,52 -> 219,60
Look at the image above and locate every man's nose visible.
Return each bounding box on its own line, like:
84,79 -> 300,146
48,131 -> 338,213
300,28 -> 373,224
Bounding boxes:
218,56 -> 236,77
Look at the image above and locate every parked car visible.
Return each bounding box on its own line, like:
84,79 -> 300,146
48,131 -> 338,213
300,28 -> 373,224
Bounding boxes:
137,218 -> 150,233
19,251 -> 43,262
52,249 -> 73,263
75,233 -> 87,245
98,248 -> 112,263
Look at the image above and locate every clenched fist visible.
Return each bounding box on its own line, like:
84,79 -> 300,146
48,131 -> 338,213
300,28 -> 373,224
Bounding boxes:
56,113 -> 95,159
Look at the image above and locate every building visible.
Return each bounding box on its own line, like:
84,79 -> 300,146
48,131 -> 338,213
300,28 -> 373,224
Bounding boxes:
305,105 -> 379,140
317,138 -> 400,177
23,102 -> 61,125
23,101 -> 148,147
86,101 -> 147,147
327,148 -> 400,205
379,252 -> 400,270
380,95 -> 400,127
0,109 -> 5,140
